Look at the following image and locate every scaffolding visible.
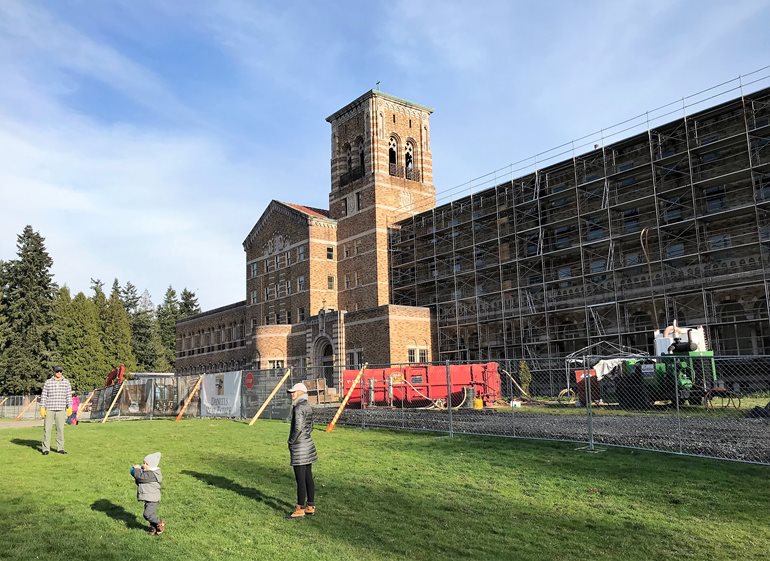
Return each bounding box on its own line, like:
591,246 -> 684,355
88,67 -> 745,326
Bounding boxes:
389,81 -> 770,362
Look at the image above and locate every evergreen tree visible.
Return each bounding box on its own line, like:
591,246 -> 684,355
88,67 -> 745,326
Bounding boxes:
179,288 -> 201,318
53,289 -> 109,391
90,278 -> 107,320
0,261 -> 8,353
102,284 -> 137,373
0,226 -> 58,394
120,281 -> 140,314
131,290 -> 167,371
156,286 -> 179,369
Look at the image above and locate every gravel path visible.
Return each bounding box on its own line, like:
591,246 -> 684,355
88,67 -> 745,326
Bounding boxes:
314,408 -> 770,464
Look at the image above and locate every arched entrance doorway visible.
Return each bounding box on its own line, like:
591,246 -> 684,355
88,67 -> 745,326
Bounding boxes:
313,336 -> 335,389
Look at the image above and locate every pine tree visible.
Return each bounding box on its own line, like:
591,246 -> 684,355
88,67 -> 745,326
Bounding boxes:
0,261 -> 8,353
156,286 -> 179,369
131,290 -> 166,372
0,226 -> 58,394
179,288 -> 201,318
53,290 -> 110,391
102,284 -> 137,373
120,281 -> 140,314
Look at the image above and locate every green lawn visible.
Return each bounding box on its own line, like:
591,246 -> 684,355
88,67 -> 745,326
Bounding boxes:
1,419 -> 768,561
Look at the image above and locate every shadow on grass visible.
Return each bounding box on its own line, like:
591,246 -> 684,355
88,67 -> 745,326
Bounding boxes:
10,438 -> 40,451
181,470 -> 292,512
91,499 -> 145,530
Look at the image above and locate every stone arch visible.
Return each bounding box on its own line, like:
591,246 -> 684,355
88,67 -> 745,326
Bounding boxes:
312,335 -> 335,388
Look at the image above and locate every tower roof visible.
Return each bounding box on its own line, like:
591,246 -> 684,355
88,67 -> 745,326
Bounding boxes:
326,90 -> 433,123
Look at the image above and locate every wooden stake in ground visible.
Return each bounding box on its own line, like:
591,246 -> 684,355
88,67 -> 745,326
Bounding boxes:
102,382 -> 126,423
14,396 -> 38,421
326,363 -> 367,433
175,375 -> 204,422
74,390 -> 95,423
249,368 -> 292,426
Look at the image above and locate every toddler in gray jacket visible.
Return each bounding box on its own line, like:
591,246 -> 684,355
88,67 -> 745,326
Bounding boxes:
130,451 -> 165,535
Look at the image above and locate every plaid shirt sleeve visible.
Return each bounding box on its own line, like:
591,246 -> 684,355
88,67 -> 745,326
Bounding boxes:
40,377 -> 72,410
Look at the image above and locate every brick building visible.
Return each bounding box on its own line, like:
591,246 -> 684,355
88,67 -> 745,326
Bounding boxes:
177,85 -> 770,385
177,90 -> 437,385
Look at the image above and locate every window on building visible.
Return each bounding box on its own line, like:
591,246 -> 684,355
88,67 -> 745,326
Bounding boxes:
250,289 -> 258,304
666,242 -> 685,258
356,191 -> 362,211
327,246 -> 334,259
590,259 -> 606,273
297,275 -> 306,292
268,360 -> 285,370
623,208 -> 640,233
625,253 -> 641,266
298,245 -> 306,261
265,259 -> 274,273
285,251 -> 292,266
407,348 -> 416,363
418,349 -> 428,362
274,254 -> 280,269
286,310 -> 292,324
354,271 -> 359,286
389,137 -> 398,174
342,198 -> 348,217
355,240 -> 362,255
344,274 -> 351,289
555,226 -> 571,250
251,319 -> 258,334
264,314 -> 270,326
558,266 -> 571,288
405,142 -> 414,179
327,275 -> 335,289
298,307 -> 306,322
359,143 -> 365,171
249,262 -> 258,278
709,233 -> 731,250
705,185 -> 726,212
344,244 -> 351,258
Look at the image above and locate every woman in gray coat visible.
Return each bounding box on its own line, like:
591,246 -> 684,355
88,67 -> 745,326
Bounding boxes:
286,382 -> 318,519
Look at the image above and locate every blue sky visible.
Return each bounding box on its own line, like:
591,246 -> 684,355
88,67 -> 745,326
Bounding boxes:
1,0 -> 768,310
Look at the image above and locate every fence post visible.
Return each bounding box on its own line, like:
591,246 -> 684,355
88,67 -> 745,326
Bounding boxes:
674,366 -> 683,454
584,355 -> 595,451
446,361 -> 453,438
360,369 -> 366,430
147,380 -> 153,420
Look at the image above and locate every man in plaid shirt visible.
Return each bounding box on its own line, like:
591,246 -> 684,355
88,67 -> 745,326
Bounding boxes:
40,366 -> 72,455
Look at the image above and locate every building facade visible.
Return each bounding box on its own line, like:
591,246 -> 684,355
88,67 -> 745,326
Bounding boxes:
390,86 -> 770,363
177,86 -> 770,382
176,91 -> 438,384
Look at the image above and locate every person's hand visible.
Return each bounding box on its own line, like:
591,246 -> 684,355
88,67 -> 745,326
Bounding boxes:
40,407 -> 46,418
66,406 -> 72,416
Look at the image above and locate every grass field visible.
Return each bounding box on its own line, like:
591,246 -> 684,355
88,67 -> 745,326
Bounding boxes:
1,419 -> 768,561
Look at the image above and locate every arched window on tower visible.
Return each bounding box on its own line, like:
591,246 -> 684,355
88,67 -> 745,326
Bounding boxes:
405,142 -> 416,180
346,144 -> 352,172
359,140 -> 365,172
389,137 -> 398,176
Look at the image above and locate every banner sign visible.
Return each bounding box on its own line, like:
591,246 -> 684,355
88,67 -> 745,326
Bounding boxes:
200,371 -> 242,417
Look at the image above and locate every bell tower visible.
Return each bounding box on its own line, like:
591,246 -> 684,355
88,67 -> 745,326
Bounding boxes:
327,91 -> 436,312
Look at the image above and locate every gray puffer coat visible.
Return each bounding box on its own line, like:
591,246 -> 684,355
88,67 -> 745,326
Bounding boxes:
132,467 -> 163,502
288,397 -> 318,466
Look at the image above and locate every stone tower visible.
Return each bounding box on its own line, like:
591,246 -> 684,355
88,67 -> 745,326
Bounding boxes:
326,91 -> 436,312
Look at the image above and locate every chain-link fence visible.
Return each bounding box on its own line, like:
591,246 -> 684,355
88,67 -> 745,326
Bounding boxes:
4,357 -> 768,464
309,357 -> 770,465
